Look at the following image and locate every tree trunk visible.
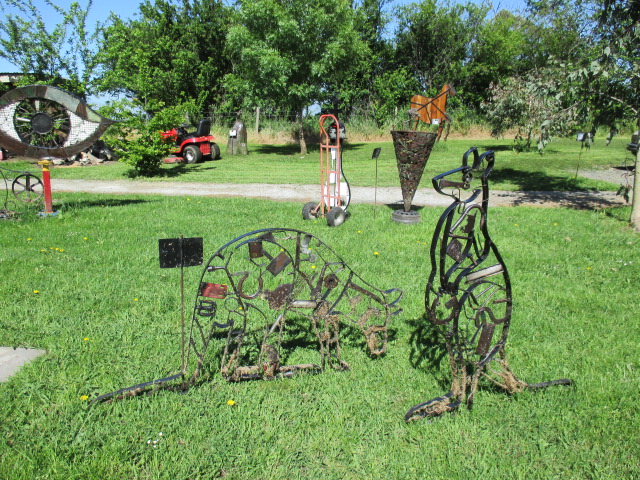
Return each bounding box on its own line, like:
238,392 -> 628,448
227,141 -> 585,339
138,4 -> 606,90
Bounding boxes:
297,109 -> 307,156
631,114 -> 640,231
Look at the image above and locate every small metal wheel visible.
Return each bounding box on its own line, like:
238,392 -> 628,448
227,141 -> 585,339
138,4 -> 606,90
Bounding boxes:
302,201 -> 319,220
326,207 -> 347,227
12,174 -> 43,203
183,145 -> 202,164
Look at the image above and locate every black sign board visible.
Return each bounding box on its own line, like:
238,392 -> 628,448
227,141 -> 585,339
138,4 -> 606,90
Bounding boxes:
159,237 -> 203,268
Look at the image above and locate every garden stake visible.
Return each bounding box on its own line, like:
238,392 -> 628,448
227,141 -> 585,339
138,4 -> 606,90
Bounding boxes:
405,147 -> 572,422
372,147 -> 381,219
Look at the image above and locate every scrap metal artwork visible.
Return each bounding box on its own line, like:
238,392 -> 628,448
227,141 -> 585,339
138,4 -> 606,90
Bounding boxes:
390,130 -> 437,223
0,165 -> 43,218
409,84 -> 456,140
0,85 -> 113,159
92,228 -> 402,403
405,148 -> 572,422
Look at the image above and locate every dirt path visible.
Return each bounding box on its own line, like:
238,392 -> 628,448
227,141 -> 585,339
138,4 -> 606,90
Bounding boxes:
50,178 -> 627,209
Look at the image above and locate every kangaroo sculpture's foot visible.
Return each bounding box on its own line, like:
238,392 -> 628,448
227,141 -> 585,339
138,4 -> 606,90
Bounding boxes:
404,390 -> 461,423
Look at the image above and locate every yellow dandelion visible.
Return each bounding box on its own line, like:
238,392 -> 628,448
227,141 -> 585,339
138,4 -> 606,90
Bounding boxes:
40,249 -> 46,253
553,222 -> 558,226
83,337 -> 89,341
357,230 -> 363,234
59,248 -> 64,252
80,395 -> 89,401
186,197 -> 191,201
26,238 -> 32,241
586,267 -> 592,270
33,290 -> 40,294
133,298 -> 139,302
373,251 -> 379,256
311,265 -> 316,269
83,237 -> 88,241
227,399 -> 236,406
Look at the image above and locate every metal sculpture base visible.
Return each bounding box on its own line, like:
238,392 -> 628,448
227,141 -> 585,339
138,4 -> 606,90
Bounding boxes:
405,148 -> 571,422
93,228 -> 402,404
391,209 -> 421,224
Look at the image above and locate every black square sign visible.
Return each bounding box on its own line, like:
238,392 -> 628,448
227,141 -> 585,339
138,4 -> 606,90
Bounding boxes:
159,237 -> 203,268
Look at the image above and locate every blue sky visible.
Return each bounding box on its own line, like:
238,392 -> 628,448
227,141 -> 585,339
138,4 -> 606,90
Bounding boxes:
0,0 -> 528,73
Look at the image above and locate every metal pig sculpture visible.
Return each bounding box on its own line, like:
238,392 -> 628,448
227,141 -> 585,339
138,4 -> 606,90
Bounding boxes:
93,228 -> 402,403
187,228 -> 402,382
405,148 -> 571,422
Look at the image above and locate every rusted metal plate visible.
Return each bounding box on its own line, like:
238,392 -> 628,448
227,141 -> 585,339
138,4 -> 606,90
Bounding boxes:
200,282 -> 227,299
266,251 -> 291,276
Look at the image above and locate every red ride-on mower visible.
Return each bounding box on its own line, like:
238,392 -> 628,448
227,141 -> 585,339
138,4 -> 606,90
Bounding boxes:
161,118 -> 221,164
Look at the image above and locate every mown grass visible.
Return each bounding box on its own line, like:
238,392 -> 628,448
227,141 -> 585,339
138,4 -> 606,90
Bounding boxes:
5,135 -> 634,192
0,192 -> 638,479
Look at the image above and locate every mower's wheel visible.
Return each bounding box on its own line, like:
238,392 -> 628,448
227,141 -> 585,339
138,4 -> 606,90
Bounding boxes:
184,145 -> 202,164
302,202 -> 319,220
327,207 -> 347,227
211,142 -> 221,160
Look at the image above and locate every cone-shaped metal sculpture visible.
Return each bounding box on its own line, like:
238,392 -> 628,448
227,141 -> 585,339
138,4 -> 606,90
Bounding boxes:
390,130 -> 437,223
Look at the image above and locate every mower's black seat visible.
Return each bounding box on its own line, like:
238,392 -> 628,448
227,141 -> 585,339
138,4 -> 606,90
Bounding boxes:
196,119 -> 211,137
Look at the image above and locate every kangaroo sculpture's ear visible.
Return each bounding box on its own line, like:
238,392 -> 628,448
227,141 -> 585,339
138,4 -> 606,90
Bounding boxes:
0,85 -> 114,159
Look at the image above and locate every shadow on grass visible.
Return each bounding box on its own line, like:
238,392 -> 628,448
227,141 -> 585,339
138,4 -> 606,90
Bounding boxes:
406,314 -> 450,389
125,162 -> 218,179
491,167 -> 593,191
59,198 -> 149,210
252,144 -> 307,156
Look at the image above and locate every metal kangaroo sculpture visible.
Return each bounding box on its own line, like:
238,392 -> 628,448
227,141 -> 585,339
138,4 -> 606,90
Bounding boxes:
93,228 -> 402,403
405,148 -> 572,422
409,84 -> 456,140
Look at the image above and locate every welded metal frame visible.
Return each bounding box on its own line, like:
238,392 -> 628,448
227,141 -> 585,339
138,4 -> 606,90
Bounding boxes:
93,228 -> 402,403
405,148 -> 572,422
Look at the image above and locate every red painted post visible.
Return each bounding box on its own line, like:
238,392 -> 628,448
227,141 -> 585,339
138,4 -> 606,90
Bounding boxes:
37,159 -> 56,216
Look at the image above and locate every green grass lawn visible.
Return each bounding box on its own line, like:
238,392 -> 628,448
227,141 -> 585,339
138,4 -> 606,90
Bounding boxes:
4,135 -> 634,192
1,193 -> 638,479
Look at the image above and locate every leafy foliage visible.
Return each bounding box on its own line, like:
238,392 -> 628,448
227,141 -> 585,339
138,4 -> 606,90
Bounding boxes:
483,66 -> 578,153
224,0 -> 371,153
93,0 -> 231,115
100,100 -> 194,176
0,0 -> 100,96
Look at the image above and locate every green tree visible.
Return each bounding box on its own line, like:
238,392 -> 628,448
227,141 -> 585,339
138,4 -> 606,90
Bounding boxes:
224,0 -> 370,155
464,10 -> 529,108
393,0 -> 486,96
94,0 -> 231,116
589,0 -> 640,228
100,100 -> 196,176
482,66 -> 578,152
0,0 -> 99,95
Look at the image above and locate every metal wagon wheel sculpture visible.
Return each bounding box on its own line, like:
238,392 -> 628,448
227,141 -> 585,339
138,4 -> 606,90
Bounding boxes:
13,96 -> 71,149
0,85 -> 113,159
12,173 -> 44,203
